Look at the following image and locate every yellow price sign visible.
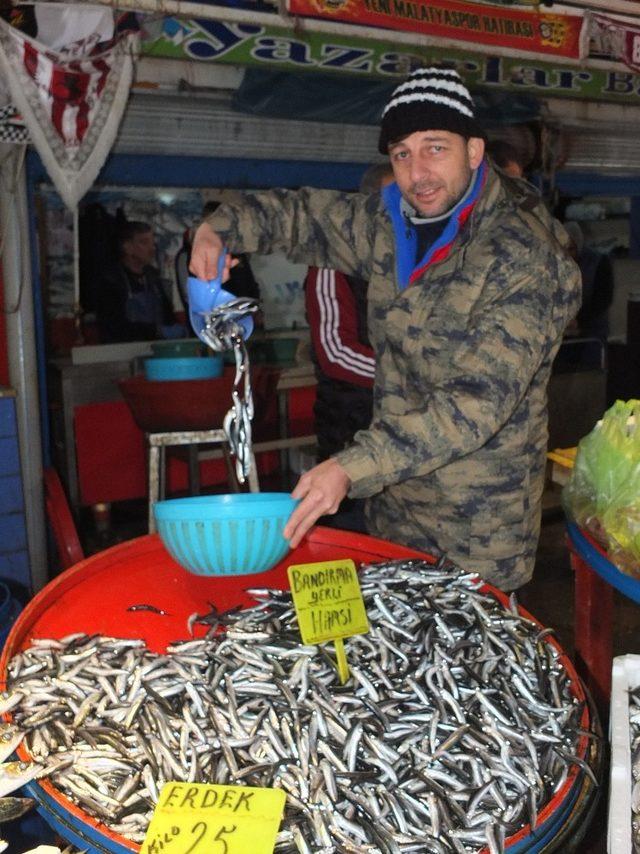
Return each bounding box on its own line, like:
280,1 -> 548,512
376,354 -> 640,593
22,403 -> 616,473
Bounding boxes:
287,559 -> 369,682
141,782 -> 286,854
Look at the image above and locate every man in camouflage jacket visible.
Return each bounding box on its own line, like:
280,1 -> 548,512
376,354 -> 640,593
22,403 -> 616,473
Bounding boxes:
191,68 -> 580,590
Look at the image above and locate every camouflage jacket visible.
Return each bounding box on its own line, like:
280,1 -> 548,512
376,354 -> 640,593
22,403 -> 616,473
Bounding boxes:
207,164 -> 581,590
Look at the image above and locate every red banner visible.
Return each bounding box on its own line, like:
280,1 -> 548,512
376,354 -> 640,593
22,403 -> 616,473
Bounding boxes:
287,0 -> 584,59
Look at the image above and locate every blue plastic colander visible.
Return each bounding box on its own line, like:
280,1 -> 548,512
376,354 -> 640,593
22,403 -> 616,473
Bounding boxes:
154,493 -> 298,576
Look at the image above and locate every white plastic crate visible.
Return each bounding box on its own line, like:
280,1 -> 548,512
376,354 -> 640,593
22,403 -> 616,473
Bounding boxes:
609,655 -> 640,853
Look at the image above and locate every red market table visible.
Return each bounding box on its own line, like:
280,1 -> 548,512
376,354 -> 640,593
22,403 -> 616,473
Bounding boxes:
566,521 -> 640,712
0,525 -> 595,853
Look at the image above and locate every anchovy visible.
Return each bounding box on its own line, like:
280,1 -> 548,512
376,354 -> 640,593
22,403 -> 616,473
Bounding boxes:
0,761 -> 46,797
0,723 -> 24,763
126,605 -> 170,616
5,558 -> 596,853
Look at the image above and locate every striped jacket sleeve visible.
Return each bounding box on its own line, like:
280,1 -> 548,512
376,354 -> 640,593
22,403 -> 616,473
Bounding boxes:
305,267 -> 374,389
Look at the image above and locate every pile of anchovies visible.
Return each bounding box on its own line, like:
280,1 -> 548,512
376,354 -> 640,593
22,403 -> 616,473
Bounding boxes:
630,687 -> 640,852
4,559 -> 595,853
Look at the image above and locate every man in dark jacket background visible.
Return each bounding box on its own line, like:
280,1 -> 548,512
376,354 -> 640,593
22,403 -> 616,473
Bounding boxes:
95,221 -> 184,343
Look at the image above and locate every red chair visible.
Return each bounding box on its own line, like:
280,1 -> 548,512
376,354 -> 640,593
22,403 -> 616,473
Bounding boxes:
43,467 -> 84,570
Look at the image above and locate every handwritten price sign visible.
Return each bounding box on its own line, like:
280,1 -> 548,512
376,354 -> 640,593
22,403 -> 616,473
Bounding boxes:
141,783 -> 286,854
288,558 -> 369,645
288,558 -> 369,682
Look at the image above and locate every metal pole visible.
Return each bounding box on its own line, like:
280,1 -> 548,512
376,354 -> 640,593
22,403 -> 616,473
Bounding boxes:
0,143 -> 48,592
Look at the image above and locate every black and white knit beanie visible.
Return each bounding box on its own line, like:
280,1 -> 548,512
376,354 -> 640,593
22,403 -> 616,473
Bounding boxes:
378,67 -> 485,154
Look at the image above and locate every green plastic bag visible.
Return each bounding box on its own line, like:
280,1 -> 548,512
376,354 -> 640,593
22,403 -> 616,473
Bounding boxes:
563,399 -> 640,577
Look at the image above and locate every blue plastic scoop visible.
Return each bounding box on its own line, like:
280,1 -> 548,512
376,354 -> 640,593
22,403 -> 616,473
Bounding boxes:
187,250 -> 254,345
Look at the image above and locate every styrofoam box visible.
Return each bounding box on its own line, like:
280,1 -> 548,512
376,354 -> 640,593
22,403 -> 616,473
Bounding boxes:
609,655 -> 640,853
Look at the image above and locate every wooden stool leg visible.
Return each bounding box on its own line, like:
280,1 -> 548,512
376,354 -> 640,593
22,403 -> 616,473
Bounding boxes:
148,443 -> 160,534
158,446 -> 166,502
188,445 -> 200,496
222,446 -> 240,493
248,452 -> 260,493
91,502 -> 111,534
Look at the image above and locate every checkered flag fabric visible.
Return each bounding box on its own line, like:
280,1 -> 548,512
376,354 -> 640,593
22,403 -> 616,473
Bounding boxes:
0,104 -> 30,144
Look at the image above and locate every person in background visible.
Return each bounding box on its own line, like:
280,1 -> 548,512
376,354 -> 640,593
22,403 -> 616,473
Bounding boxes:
304,163 -> 393,532
563,220 -> 614,343
95,221 -> 185,343
486,139 -> 526,179
190,67 -> 581,591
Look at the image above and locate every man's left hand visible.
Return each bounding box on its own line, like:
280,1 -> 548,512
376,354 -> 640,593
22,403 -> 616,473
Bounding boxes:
284,459 -> 351,548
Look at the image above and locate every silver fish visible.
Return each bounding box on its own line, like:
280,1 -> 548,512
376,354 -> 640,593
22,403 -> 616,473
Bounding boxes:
0,723 -> 24,763
0,761 -> 45,797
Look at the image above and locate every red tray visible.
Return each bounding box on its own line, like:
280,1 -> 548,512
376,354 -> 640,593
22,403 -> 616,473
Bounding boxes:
0,528 -> 591,854
0,528 -> 430,657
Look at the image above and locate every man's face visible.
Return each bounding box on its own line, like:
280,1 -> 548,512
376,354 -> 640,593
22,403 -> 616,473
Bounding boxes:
388,130 -> 485,217
124,230 -> 156,267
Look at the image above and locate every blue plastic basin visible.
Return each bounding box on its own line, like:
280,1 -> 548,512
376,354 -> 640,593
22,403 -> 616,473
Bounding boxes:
154,493 -> 298,576
150,340 -> 204,359
144,355 -> 223,382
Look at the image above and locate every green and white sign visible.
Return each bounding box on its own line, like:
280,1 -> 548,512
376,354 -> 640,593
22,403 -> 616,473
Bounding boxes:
142,17 -> 640,105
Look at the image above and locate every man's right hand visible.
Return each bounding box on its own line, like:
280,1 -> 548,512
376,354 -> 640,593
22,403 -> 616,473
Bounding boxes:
189,222 -> 236,281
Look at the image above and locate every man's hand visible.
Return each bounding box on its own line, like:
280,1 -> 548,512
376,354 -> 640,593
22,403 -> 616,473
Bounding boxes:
189,221 -> 237,281
284,459 -> 351,548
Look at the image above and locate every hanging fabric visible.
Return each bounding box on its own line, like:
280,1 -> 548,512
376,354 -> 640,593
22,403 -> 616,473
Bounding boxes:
0,104 -> 30,145
0,8 -> 139,209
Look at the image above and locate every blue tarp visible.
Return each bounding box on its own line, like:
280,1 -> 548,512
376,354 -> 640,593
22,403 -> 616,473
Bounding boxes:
232,68 -> 541,127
